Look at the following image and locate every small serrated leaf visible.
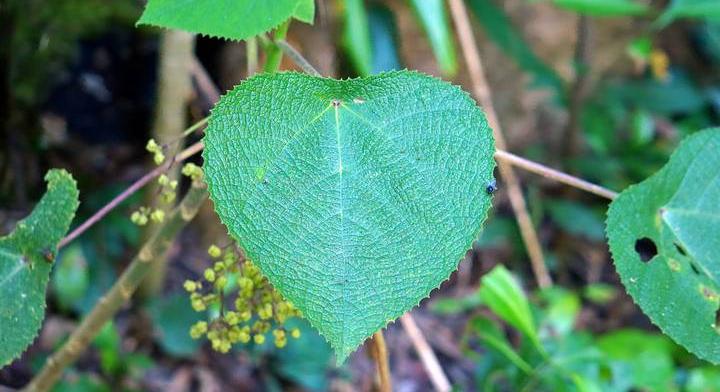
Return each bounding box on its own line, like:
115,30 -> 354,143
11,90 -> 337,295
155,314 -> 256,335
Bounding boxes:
0,169 -> 80,367
606,128 -> 720,364
136,0 -> 310,41
203,71 -> 496,361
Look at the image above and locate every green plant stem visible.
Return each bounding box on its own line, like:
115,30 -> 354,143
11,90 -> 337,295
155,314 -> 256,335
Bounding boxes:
262,20 -> 291,73
23,180 -> 208,392
247,36 -> 258,76
141,30 -> 196,298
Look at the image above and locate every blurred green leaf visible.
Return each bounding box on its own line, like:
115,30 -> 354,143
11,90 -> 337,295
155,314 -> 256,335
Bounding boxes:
52,244 -> 89,312
342,0 -> 373,76
368,4 -> 402,73
537,287 -> 580,338
606,128 -> 720,364
582,283 -> 617,305
546,200 -> 606,241
687,366 -> 720,392
0,170 -> 79,367
552,0 -> 650,16
93,322 -> 122,376
272,319 -> 334,391
627,37 -> 653,62
597,330 -> 677,391
613,72 -> 707,114
408,0 -> 458,76
630,109 -> 656,146
430,293 -> 483,315
480,265 -> 541,350
466,0 -> 565,102
658,0 -> 720,25
52,374 -> 110,392
467,316 -> 533,373
147,292 -> 203,358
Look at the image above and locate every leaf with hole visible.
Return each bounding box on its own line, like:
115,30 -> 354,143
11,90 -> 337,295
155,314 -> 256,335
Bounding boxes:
203,71 -> 496,361
0,170 -> 79,367
606,128 -> 720,364
137,0 -> 314,41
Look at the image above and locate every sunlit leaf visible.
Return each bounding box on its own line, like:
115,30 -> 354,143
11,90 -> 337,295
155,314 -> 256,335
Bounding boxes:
137,0 -> 313,41
203,71 -> 496,361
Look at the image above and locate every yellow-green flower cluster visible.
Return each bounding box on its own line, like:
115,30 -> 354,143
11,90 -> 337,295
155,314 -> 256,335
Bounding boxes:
146,138 -> 165,165
185,244 -> 302,352
130,141 -> 199,227
181,162 -> 203,181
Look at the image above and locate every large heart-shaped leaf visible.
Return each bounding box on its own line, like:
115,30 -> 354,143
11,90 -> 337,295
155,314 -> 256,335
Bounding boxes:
137,0 -> 314,41
203,71 -> 496,361
0,170 -> 79,367
606,128 -> 720,363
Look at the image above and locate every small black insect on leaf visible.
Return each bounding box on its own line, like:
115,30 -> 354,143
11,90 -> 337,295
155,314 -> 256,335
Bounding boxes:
42,248 -> 55,263
486,179 -> 498,195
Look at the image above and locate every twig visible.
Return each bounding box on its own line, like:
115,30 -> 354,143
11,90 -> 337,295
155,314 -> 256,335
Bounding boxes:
276,40 -> 321,76
495,150 -> 618,200
447,0 -> 552,288
400,314 -> 451,392
369,331 -> 392,392
494,150 -> 617,200
24,180 -> 209,392
57,139 -> 205,250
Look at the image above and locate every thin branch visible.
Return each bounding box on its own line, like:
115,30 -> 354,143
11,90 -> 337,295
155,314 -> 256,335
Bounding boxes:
276,40 -> 321,76
57,139 -> 205,250
24,180 -> 209,392
494,150 -> 617,200
447,0 -> 552,288
400,314 -> 451,392
369,331 -> 392,392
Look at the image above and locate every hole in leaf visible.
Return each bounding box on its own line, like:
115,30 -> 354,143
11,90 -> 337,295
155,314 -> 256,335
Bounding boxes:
634,238 -> 657,263
674,242 -> 687,256
715,308 -> 720,331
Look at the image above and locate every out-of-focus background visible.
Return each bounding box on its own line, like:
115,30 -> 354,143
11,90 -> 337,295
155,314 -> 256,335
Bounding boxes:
1,0 -> 719,391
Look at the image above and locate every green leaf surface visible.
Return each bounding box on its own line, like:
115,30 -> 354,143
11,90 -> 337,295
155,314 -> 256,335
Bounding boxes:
466,0 -> 565,102
137,0 -> 313,41
552,0 -> 651,16
294,0 -> 316,24
0,169 -> 79,367
203,71 -> 496,361
606,128 -> 720,364
342,0 -> 373,76
408,0 -> 458,77
479,265 -> 541,349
